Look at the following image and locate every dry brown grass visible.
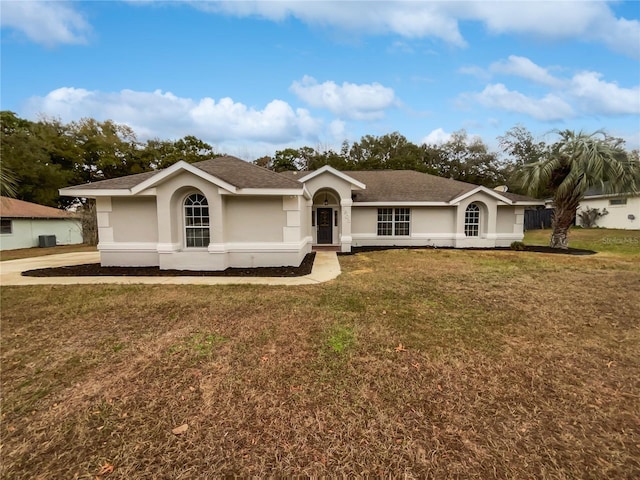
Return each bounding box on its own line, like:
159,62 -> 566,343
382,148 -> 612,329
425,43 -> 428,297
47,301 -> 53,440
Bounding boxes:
2,246 -> 639,478
0,244 -> 97,262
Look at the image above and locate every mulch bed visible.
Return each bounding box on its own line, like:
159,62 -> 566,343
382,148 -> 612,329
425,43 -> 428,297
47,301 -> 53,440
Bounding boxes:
22,253 -> 316,278
343,245 -> 596,255
22,245 -> 596,279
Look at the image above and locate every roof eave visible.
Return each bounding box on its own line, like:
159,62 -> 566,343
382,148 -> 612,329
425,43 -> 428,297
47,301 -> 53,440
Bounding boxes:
353,201 -> 450,206
60,187 -> 132,197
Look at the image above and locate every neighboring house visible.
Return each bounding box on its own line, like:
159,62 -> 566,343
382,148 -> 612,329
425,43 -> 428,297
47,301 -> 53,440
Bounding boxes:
0,197 -> 83,251
576,187 -> 639,230
60,156 -> 541,270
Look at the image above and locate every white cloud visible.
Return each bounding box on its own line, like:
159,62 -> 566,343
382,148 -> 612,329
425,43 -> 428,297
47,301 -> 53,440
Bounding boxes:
490,55 -> 562,87
195,1 -> 638,58
568,71 -> 640,115
421,128 -> 452,145
0,1 -> 90,46
290,76 -> 396,120
471,84 -> 574,121
458,65 -> 492,81
328,120 -> 347,141
24,87 -> 325,148
463,1 -> 639,59
195,1 -> 467,46
463,56 -> 639,120
4,1 -> 638,58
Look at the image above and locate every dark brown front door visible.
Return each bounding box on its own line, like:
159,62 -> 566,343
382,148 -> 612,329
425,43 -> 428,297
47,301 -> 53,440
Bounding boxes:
317,208 -> 332,244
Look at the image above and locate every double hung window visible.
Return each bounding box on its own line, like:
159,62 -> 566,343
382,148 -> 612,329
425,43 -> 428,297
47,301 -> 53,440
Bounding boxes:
464,203 -> 480,237
184,194 -> 210,247
377,208 -> 410,236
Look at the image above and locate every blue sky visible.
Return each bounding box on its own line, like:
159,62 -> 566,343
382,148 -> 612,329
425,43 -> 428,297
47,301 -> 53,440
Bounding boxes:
1,1 -> 639,159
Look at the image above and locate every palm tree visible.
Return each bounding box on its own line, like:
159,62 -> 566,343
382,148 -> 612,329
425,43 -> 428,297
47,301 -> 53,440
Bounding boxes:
517,130 -> 639,249
0,166 -> 17,198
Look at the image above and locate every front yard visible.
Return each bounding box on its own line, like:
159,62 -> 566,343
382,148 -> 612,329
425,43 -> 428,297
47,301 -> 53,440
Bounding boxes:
1,229 -> 639,478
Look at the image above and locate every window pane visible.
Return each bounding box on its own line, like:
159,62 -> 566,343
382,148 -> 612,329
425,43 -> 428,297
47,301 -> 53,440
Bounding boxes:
0,219 -> 12,234
464,204 -> 480,237
377,222 -> 392,236
185,194 -> 210,247
395,222 -> 409,236
395,208 -> 410,222
378,208 -> 393,222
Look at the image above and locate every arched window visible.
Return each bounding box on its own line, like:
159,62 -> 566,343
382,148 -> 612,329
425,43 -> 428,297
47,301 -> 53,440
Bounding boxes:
184,193 -> 210,247
464,203 -> 480,237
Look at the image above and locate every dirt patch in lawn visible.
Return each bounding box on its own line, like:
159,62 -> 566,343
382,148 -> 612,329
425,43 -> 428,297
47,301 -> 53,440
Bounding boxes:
21,252 -> 315,277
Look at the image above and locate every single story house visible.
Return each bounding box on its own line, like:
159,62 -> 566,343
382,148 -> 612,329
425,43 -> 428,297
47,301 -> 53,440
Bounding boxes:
60,156 -> 541,270
575,187 -> 639,230
0,197 -> 83,251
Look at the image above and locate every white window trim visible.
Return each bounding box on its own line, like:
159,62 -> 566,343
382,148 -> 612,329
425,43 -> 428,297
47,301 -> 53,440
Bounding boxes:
184,193 -> 210,248
464,203 -> 480,237
377,207 -> 411,236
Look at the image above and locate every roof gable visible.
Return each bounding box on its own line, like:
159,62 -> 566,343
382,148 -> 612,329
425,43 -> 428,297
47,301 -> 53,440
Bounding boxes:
60,156 -> 304,197
296,166 -> 366,190
449,186 -> 516,205
131,161 -> 238,194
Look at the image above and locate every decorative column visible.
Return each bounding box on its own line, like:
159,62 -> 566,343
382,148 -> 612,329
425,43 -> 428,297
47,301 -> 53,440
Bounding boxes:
340,198 -> 353,252
95,197 -> 113,246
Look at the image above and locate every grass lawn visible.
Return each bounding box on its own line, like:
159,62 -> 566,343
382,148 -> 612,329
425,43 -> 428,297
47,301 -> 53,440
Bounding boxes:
2,230 -> 639,478
0,244 -> 97,262
524,227 -> 640,255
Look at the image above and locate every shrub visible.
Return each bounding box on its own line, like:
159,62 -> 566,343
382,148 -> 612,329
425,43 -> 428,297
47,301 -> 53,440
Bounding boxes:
510,241 -> 526,251
577,207 -> 608,228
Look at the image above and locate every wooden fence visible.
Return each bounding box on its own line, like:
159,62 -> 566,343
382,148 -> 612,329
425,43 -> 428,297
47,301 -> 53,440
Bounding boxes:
524,208 -> 554,230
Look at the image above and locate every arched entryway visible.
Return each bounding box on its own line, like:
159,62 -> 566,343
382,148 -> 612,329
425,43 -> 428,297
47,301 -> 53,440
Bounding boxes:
312,189 -> 340,245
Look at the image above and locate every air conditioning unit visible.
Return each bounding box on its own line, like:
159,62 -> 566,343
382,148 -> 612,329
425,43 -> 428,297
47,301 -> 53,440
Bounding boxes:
38,235 -> 56,248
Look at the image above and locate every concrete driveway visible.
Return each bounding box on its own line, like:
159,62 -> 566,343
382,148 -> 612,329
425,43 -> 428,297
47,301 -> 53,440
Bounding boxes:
0,251 -> 341,286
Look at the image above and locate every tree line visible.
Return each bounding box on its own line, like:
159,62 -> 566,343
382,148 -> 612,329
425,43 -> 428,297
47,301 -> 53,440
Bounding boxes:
0,111 -> 218,207
255,129 -> 511,189
1,111 -> 637,215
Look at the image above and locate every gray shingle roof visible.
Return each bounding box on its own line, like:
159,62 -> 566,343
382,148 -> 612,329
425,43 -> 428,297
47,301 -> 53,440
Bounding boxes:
63,157 -> 540,204
500,191 -> 540,203
63,156 -> 302,191
66,170 -> 158,190
283,169 -> 538,203
344,170 -> 474,202
193,157 -> 302,189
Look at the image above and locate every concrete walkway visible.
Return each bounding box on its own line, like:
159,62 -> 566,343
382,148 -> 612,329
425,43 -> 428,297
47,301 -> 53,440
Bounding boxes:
0,251 -> 341,286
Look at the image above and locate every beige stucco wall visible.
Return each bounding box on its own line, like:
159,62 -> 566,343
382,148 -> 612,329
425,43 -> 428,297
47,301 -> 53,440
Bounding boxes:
156,171 -> 223,248
350,194 -> 524,249
97,169 -> 310,270
351,206 -> 458,247
224,196 -> 285,242
577,196 -> 639,230
0,218 -> 83,250
496,206 -> 516,233
110,197 -> 158,243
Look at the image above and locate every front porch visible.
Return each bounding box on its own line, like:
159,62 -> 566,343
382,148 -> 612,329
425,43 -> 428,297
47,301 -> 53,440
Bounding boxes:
311,188 -> 352,253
